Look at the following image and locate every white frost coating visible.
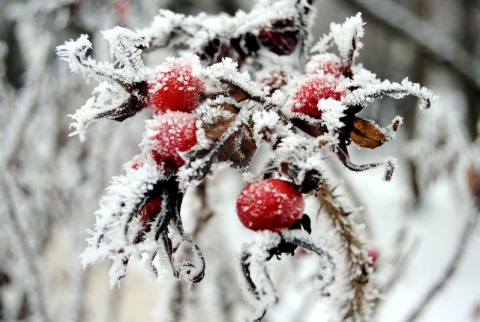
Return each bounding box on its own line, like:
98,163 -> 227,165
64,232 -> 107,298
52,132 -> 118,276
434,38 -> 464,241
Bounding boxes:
51,4 -> 442,319
204,58 -> 266,99
350,65 -> 381,87
101,26 -> 150,76
57,34 -> 93,75
68,82 -> 130,141
319,98 -> 346,134
142,10 -> 186,46
241,231 -> 281,310
195,100 -> 236,124
57,30 -> 149,84
310,12 -> 364,62
344,78 -> 436,109
176,100 -> 255,191
252,110 -> 281,143
81,163 -> 166,286
147,54 -> 203,88
330,13 -> 364,62
142,0 -> 298,54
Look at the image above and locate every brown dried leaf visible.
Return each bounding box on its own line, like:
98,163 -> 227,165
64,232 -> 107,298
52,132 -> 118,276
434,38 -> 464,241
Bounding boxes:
350,117 -> 387,149
291,117 -> 325,137
215,125 -> 257,169
203,116 -> 234,141
222,81 -> 249,102
202,116 -> 257,169
467,166 -> 480,200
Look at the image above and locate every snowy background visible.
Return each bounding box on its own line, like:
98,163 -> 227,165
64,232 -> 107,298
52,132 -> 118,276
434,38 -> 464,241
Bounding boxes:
0,0 -> 479,322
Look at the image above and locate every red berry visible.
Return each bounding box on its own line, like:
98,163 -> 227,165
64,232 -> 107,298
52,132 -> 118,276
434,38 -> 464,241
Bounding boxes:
367,248 -> 379,267
259,21 -> 299,56
131,162 -> 141,170
261,69 -> 287,93
306,53 -> 344,76
236,179 -> 304,232
148,57 -> 205,114
291,75 -> 344,118
147,111 -> 199,170
115,0 -> 131,17
126,154 -> 147,170
137,196 -> 163,227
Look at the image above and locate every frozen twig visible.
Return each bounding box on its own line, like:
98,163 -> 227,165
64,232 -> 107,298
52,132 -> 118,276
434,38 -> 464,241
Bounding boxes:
404,209 -> 477,322
0,171 -> 50,322
2,28 -> 51,165
342,0 -> 480,91
317,183 -> 374,322
381,235 -> 419,296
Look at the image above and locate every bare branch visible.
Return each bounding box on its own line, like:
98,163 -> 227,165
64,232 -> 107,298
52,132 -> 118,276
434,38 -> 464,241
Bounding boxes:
0,171 -> 51,322
342,0 -> 480,91
404,209 -> 477,322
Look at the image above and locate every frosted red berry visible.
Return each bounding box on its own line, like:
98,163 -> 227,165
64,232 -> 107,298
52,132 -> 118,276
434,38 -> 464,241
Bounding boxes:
367,248 -> 379,267
147,111 -> 199,170
125,154 -> 147,170
236,179 -> 304,232
258,20 -> 299,56
115,0 -> 131,17
306,53 -> 344,76
148,57 -> 205,114
261,69 -> 288,93
291,75 -> 344,118
137,196 -> 163,227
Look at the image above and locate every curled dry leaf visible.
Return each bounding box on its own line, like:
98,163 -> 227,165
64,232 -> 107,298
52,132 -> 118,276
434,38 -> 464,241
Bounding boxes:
202,111 -> 257,169
350,117 -> 388,149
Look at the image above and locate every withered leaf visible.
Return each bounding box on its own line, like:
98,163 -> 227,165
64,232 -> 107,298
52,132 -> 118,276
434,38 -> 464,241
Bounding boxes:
467,166 -> 480,200
202,116 -> 257,170
291,117 -> 326,137
350,117 -> 387,149
214,124 -> 257,169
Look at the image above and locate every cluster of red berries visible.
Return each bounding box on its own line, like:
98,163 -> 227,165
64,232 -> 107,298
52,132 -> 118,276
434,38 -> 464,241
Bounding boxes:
131,57 -> 205,227
132,53 -> 352,233
143,56 -> 205,172
131,56 -> 311,233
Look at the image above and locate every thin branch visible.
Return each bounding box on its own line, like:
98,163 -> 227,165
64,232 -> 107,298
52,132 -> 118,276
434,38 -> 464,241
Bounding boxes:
404,209 -> 478,322
2,34 -> 51,165
0,172 -> 50,322
317,183 -> 374,321
381,236 -> 419,295
342,0 -> 480,91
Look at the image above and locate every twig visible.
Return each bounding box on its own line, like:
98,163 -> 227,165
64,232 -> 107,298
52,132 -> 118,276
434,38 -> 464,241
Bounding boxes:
381,235 -> 419,295
0,171 -> 50,322
404,209 -> 478,322
2,32 -> 51,165
326,157 -> 374,240
342,0 -> 480,91
167,180 -> 215,321
317,183 -> 374,321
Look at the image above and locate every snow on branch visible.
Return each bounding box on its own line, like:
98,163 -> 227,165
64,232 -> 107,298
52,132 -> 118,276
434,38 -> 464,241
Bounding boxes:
344,78 -> 436,110
68,82 -> 130,141
57,32 -> 148,84
343,0 -> 480,91
311,12 -> 364,66
81,163 -> 166,285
